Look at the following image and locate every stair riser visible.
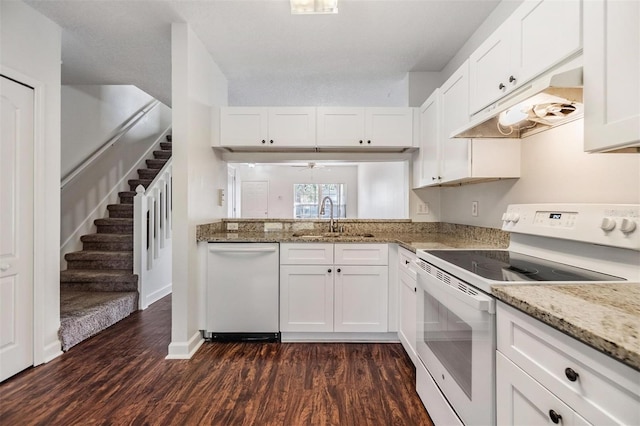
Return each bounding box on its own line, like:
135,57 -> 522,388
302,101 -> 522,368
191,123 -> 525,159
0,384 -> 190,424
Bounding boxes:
146,159 -> 167,169
82,242 -> 133,251
120,196 -> 134,205
137,169 -> 159,179
160,142 -> 172,151
165,134 -> 172,142
66,259 -> 133,270
61,282 -> 138,292
153,151 -> 171,159
108,210 -> 133,219
97,224 -> 133,234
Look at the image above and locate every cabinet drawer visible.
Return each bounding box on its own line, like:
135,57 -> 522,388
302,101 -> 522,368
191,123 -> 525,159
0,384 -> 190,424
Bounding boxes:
334,243 -> 388,265
497,302 -> 640,425
280,243 -> 333,265
398,247 -> 417,279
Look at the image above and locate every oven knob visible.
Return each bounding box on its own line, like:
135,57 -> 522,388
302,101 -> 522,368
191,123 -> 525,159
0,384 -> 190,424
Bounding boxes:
620,218 -> 637,234
600,217 -> 616,232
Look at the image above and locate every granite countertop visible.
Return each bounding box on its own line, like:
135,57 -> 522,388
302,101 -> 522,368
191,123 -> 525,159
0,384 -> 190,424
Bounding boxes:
198,231 -> 505,253
492,283 -> 640,371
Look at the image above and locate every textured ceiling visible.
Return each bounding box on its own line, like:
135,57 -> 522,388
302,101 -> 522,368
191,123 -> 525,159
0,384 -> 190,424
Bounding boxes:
25,0 -> 501,106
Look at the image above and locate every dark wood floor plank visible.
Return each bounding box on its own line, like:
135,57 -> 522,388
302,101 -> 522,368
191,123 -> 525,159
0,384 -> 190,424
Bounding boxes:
0,295 -> 433,425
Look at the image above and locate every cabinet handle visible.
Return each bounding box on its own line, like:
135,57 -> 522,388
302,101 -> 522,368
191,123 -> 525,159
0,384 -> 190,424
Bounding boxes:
509,75 -> 516,83
269,140 -> 274,144
564,367 -> 579,382
405,260 -> 410,264
498,83 -> 506,90
414,287 -> 417,293
359,140 -> 363,144
548,410 -> 562,424
432,176 -> 441,181
367,140 -> 371,144
337,268 -> 341,273
328,268 -> 332,273
261,140 -> 266,144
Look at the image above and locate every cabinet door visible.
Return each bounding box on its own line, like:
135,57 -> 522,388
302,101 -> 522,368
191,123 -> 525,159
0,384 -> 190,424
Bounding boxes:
469,22 -> 512,113
280,265 -> 334,332
334,265 -> 388,332
398,269 -> 417,365
220,107 -> 268,146
413,90 -> 441,188
316,107 -> 365,147
440,61 -> 471,184
364,108 -> 414,148
512,0 -> 582,87
497,352 -> 591,426
584,0 -> 640,152
267,107 -> 316,148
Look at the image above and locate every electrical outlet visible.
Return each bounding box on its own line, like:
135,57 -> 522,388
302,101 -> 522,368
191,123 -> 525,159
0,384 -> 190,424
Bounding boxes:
226,222 -> 238,231
472,201 -> 479,217
416,202 -> 429,215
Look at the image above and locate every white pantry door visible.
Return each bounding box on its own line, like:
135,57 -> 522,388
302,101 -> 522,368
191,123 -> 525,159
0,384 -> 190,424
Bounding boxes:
0,76 -> 35,382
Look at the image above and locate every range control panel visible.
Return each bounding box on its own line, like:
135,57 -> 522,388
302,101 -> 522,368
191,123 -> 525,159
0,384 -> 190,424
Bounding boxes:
501,204 -> 640,250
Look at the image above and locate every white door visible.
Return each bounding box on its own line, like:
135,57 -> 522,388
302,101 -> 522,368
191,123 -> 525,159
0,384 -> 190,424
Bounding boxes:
0,76 -> 34,382
240,181 -> 268,218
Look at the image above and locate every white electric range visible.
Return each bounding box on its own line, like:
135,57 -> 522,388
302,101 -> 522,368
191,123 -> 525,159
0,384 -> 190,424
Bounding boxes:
414,203 -> 640,426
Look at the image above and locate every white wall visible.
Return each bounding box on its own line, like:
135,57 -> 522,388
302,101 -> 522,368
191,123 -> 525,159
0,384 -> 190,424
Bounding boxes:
432,120 -> 640,228
357,162 -> 409,219
1,0 -> 62,363
61,85 -> 156,177
60,88 -> 171,267
235,164 -> 359,218
170,23 -> 228,359
406,72 -> 442,108
229,73 -> 409,107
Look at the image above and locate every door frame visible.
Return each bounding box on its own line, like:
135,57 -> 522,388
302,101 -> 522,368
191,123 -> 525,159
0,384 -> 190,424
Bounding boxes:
1,65 -> 51,366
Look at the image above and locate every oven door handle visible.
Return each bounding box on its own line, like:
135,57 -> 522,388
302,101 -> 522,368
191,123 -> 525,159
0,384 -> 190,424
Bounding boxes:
416,267 -> 495,314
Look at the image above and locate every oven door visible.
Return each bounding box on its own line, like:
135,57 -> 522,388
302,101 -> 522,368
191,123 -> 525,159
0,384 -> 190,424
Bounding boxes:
416,260 -> 496,426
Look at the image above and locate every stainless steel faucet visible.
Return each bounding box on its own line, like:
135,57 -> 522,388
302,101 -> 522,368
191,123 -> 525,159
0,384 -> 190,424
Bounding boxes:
320,196 -> 338,233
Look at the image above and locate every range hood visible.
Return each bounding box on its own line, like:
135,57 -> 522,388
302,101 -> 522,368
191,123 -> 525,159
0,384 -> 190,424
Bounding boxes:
453,56 -> 583,139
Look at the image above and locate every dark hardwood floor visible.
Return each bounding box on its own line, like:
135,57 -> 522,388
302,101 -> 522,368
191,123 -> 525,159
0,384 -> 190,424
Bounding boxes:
0,295 -> 433,425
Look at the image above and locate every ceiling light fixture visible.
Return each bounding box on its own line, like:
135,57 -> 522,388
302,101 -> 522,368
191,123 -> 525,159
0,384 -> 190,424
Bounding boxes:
291,0 -> 338,15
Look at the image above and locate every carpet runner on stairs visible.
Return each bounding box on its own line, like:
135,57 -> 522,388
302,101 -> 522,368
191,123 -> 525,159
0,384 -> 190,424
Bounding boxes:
59,133 -> 172,351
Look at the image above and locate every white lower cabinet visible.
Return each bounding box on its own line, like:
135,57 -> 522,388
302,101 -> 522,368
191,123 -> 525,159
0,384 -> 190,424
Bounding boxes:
497,352 -> 590,426
280,243 -> 389,334
397,248 -> 417,365
497,302 -> 640,426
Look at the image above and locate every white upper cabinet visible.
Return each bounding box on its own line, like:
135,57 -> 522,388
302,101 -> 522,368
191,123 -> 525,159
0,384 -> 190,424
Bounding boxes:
583,0 -> 640,153
469,0 -> 582,114
414,61 -> 521,188
317,107 -> 414,149
413,89 -> 440,188
219,107 -> 316,149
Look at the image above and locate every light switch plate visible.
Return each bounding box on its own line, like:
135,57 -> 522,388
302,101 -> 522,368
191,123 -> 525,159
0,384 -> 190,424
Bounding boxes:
472,201 -> 479,217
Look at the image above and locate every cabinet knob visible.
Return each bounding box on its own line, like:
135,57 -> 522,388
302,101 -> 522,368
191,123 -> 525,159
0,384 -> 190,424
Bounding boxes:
548,410 -> 562,424
337,268 -> 341,273
498,83 -> 506,90
367,140 -> 371,144
269,140 -> 274,144
359,140 -> 363,144
564,367 -> 579,382
509,75 -> 516,83
328,268 -> 332,273
261,140 -> 266,144
405,260 -> 410,264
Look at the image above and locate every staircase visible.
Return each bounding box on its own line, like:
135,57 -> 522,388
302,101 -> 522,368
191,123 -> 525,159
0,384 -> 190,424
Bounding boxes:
58,134 -> 172,351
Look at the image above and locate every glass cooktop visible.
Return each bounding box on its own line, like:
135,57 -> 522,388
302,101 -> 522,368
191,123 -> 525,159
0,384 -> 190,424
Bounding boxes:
425,250 -> 625,282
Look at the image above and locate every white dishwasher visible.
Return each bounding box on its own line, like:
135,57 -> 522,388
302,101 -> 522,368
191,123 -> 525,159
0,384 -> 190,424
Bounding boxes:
205,242 -> 280,342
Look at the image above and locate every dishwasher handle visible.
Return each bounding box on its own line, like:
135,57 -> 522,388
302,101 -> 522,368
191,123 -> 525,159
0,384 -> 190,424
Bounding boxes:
209,247 -> 278,253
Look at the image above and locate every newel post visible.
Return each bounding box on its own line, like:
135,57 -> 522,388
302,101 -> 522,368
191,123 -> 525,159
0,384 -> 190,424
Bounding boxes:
133,184 -> 148,310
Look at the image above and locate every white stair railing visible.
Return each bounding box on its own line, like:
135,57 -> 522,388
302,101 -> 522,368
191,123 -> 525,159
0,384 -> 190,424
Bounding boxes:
133,160 -> 172,309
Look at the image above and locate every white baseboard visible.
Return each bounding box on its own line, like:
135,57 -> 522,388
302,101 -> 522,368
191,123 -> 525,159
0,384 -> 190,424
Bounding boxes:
166,331 -> 204,360
142,284 -> 172,310
43,340 -> 63,363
